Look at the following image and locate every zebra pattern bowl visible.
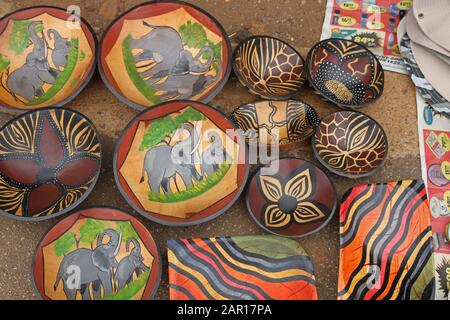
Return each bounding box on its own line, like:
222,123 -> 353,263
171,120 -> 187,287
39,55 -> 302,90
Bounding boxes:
233,36 -> 306,100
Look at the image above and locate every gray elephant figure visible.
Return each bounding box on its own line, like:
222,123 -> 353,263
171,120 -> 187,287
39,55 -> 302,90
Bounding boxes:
201,131 -> 229,177
6,21 -> 59,101
114,238 -> 149,291
53,229 -> 122,300
140,123 -> 202,194
171,46 -> 214,75
48,29 -> 70,70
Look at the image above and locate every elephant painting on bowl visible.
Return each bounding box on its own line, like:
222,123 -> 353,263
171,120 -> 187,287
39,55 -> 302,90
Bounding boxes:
114,238 -> 149,291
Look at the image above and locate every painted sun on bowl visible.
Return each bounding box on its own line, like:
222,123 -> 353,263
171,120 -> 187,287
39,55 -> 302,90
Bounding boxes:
114,101 -> 249,226
33,207 -> 161,300
0,6 -> 97,112
99,1 -> 231,110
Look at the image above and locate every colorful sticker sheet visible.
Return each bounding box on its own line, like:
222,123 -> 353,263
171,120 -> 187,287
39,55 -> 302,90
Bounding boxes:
417,93 -> 450,300
338,180 -> 435,300
321,0 -> 412,74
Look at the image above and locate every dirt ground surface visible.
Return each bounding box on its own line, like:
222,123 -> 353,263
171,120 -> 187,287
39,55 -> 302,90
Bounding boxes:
0,0 -> 421,300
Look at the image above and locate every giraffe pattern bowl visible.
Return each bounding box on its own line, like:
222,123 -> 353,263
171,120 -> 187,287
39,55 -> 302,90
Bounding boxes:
312,111 -> 388,178
233,36 -> 306,100
306,38 -> 384,109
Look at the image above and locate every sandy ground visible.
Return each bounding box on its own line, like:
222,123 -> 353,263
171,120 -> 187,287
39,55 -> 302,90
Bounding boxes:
0,0 -> 421,300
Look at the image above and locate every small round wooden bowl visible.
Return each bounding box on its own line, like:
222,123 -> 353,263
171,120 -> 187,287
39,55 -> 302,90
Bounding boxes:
0,107 -> 102,221
312,111 -> 388,178
33,207 -> 161,300
98,0 -> 232,110
230,100 -> 320,147
233,36 -> 306,100
246,157 -> 337,238
306,38 -> 384,109
0,6 -> 97,113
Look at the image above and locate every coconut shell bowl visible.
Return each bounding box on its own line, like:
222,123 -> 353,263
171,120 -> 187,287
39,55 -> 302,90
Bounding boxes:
0,107 -> 102,221
306,38 -> 384,109
312,111 -> 388,178
33,207 -> 161,300
98,1 -> 232,110
230,100 -> 320,147
233,36 -> 306,100
246,158 -> 337,238
0,6 -> 97,112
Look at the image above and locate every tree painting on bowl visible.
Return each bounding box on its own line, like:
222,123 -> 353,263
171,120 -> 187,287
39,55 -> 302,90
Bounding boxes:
0,7 -> 96,112
100,1 -> 231,109
33,207 -> 161,300
114,101 -> 248,226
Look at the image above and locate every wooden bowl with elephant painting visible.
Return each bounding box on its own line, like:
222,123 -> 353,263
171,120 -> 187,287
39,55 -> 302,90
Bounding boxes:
0,6 -> 97,113
33,207 -> 161,300
312,111 -> 388,179
306,38 -> 384,109
0,107 -> 102,221
113,100 -> 249,226
233,36 -> 306,100
98,1 -> 232,110
230,100 -> 320,147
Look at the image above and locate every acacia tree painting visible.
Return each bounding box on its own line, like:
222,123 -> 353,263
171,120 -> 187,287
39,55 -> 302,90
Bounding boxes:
79,218 -> 107,249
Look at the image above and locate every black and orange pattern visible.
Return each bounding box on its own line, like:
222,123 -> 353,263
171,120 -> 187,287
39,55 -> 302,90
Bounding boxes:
338,180 -> 435,300
168,236 -> 318,300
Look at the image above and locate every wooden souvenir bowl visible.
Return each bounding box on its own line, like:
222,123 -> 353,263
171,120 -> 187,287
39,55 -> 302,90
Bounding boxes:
168,235 -> 318,300
0,107 -> 102,221
0,6 -> 97,113
306,38 -> 384,109
233,36 -> 306,100
33,207 -> 161,300
98,1 -> 232,110
246,158 -> 337,238
114,100 -> 249,226
312,111 -> 388,178
230,100 -> 320,147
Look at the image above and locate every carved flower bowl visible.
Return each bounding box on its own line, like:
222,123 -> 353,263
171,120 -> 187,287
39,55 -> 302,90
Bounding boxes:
0,6 -> 97,112
306,38 -> 384,109
246,158 -> 337,238
0,107 -> 102,221
233,36 -> 306,100
98,1 -> 232,110
230,100 -> 320,147
312,111 -> 388,178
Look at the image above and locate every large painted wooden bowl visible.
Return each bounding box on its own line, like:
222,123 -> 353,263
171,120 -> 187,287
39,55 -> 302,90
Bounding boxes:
0,107 -> 102,221
233,36 -> 306,100
33,207 -> 161,300
246,158 -> 337,238
312,111 -> 388,178
98,1 -> 232,110
230,100 -> 320,147
0,6 -> 97,113
114,100 -> 249,226
306,38 -> 384,109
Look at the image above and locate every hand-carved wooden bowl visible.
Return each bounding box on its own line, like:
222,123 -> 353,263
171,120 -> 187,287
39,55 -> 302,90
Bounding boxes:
246,158 -> 337,238
114,100 -> 249,226
230,100 -> 320,147
98,1 -> 232,110
33,207 -> 161,300
306,38 -> 384,109
312,111 -> 388,178
0,6 -> 97,113
0,107 -> 102,221
168,235 -> 318,300
233,36 -> 306,100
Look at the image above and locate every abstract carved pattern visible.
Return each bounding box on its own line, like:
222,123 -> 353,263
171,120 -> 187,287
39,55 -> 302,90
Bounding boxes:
246,158 -> 337,238
230,100 -> 320,146
234,37 -> 306,99
307,39 -> 384,107
0,108 -> 101,220
338,180 -> 435,300
313,111 -> 388,178
168,236 -> 318,300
